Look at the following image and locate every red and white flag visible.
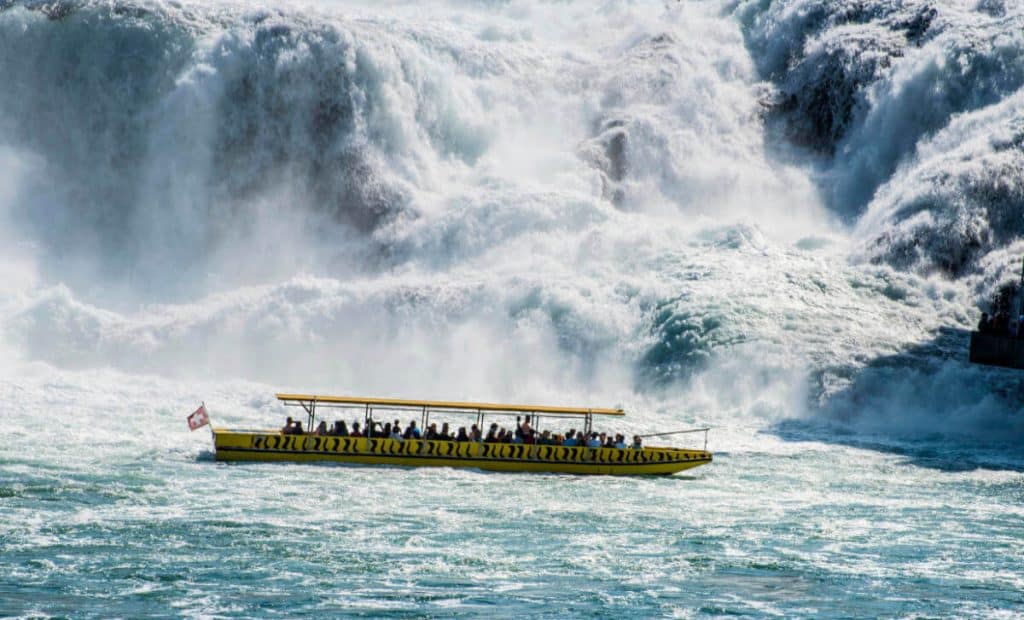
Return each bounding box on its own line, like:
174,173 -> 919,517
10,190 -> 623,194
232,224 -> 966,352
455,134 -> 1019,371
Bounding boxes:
187,403 -> 209,431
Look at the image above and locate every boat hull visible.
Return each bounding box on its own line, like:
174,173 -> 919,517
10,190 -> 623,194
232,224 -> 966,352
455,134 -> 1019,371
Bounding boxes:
213,430 -> 711,475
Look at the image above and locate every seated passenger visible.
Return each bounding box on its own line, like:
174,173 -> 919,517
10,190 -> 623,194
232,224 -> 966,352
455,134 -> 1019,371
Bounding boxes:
350,422 -> 362,437
439,422 -> 451,440
470,425 -> 482,442
456,427 -> 469,442
586,432 -> 601,448
538,430 -> 554,445
614,434 -> 626,449
631,435 -> 642,449
485,423 -> 499,443
293,421 -> 305,435
389,425 -> 404,441
333,421 -> 349,436
281,417 -> 295,434
313,420 -> 328,436
404,420 -> 421,440
563,429 -> 578,447
425,423 -> 438,440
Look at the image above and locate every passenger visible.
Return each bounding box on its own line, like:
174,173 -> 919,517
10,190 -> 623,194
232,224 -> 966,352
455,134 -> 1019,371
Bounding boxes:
598,432 -> 608,447
425,423 -> 438,440
538,430 -> 553,445
996,311 -> 1010,335
350,422 -> 362,437
586,432 -> 601,448
439,422 -> 451,440
514,416 -> 524,442
281,417 -> 294,434
382,422 -> 392,438
335,421 -> 349,436
389,425 -> 404,441
485,423 -> 499,443
456,427 -> 469,442
470,424 -> 482,442
510,428 -> 523,444
631,435 -> 642,449
313,420 -> 328,436
404,420 -> 422,440
520,417 -> 535,444
614,434 -> 626,449
563,429 -> 577,447
293,421 -> 305,435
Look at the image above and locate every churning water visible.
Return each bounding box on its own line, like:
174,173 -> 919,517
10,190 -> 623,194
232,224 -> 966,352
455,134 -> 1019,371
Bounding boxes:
1,0 -> 1023,617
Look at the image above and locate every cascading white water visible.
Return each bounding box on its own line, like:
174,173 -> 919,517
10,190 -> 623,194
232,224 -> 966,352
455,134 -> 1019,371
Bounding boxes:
1,0 -> 1018,433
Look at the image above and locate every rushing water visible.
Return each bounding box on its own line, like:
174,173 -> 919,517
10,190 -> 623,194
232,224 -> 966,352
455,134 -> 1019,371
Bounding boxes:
2,0 -> 1024,617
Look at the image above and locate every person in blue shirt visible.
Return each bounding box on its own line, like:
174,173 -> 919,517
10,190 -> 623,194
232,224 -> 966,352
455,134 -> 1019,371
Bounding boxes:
403,420 -> 421,439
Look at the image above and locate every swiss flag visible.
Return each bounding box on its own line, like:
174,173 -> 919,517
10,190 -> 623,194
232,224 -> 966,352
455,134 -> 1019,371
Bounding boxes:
187,404 -> 210,431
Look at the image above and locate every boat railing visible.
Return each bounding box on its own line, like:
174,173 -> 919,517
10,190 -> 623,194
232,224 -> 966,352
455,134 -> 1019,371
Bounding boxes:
638,427 -> 710,452
233,427 -> 711,451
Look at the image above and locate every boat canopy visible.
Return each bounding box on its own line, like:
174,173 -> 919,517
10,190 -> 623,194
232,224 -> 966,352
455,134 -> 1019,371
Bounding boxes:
276,393 -> 624,416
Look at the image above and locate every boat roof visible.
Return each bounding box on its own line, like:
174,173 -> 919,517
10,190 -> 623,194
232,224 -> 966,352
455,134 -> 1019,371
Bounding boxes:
276,393 -> 625,416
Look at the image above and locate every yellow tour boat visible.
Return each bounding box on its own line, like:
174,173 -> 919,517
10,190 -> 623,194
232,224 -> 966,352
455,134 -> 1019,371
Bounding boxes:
211,394 -> 712,476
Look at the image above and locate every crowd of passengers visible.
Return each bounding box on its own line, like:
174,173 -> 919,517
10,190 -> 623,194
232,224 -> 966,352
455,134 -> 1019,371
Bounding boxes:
280,414 -> 644,449
978,311 -> 1024,337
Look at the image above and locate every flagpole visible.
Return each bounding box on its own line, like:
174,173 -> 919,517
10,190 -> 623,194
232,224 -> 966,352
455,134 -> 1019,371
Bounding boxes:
204,401 -> 214,443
